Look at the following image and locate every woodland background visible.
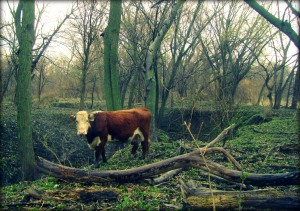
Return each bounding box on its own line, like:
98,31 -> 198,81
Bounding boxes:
0,0 -> 299,210
1,0 -> 299,116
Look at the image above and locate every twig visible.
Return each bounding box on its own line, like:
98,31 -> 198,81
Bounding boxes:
145,168 -> 183,185
205,124 -> 236,148
39,136 -> 62,165
201,147 -> 243,171
197,170 -> 250,190
184,121 -> 216,211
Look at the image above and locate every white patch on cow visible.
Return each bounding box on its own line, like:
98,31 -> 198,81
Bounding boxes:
129,128 -> 144,142
88,137 -> 101,150
107,134 -> 121,143
75,111 -> 90,135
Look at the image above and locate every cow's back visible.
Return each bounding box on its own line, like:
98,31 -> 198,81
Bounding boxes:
104,108 -> 150,141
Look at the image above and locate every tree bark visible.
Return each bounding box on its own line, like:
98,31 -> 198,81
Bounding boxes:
244,0 -> 299,49
127,6 -> 139,109
291,65 -> 299,109
103,0 -> 122,111
144,0 -> 185,127
15,0 -> 37,181
180,181 -> 300,210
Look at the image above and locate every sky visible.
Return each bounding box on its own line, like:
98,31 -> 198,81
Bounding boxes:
1,0 -> 298,60
1,1 -> 74,57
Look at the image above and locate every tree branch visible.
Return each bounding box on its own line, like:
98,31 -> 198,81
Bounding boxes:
31,7 -> 74,75
244,0 -> 299,49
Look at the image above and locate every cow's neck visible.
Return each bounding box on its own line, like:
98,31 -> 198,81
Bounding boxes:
86,125 -> 97,142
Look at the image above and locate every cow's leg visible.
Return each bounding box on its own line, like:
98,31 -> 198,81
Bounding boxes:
131,135 -> 140,157
141,140 -> 149,159
100,143 -> 107,163
99,136 -> 108,163
94,149 -> 101,168
140,131 -> 150,159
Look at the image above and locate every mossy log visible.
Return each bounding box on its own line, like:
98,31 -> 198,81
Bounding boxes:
183,192 -> 300,211
180,180 -> 299,210
36,124 -> 300,186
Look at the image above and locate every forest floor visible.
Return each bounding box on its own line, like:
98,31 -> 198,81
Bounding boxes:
0,102 -> 299,210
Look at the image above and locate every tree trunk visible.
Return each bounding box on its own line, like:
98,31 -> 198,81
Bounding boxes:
127,70 -> 138,108
79,70 -> 87,110
15,0 -> 37,181
145,0 -> 185,128
291,65 -> 299,109
180,181 -> 300,210
285,70 -> 294,108
103,0 -> 122,111
1,65 -> 15,104
244,0 -> 299,49
90,77 -> 97,109
256,82 -> 266,105
273,68 -> 294,109
125,6 -> 139,109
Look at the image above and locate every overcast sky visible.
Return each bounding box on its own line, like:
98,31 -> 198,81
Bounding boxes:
1,1 -> 74,57
1,1 -> 298,60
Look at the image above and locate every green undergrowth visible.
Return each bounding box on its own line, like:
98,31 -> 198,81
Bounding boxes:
1,104 -> 299,210
226,109 -> 299,174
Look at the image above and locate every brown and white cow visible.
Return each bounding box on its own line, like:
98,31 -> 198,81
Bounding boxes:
71,107 -> 151,167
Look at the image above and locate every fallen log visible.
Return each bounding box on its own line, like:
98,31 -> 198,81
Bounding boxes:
36,124 -> 300,186
180,180 -> 300,210
36,153 -> 300,186
145,168 -> 183,185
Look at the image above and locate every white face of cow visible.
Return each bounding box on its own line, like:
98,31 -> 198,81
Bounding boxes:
74,111 -> 94,135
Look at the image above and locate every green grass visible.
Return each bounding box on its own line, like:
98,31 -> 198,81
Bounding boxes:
226,111 -> 299,173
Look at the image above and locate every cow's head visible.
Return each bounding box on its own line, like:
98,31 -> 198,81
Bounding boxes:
70,111 -> 95,136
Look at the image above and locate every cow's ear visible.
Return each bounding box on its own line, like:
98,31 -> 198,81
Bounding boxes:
88,113 -> 95,121
70,115 -> 76,121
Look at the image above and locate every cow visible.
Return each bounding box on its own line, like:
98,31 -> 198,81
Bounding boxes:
70,107 -> 151,167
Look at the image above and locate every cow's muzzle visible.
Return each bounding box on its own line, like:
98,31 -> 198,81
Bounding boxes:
77,130 -> 87,136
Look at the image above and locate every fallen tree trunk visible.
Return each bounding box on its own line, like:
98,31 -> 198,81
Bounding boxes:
36,124 -> 300,186
36,152 -> 299,186
183,190 -> 299,210
180,180 -> 300,210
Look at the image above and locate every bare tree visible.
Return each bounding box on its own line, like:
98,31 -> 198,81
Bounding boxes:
1,1 -> 74,104
1,6 -> 20,103
120,1 -> 172,109
69,0 -> 106,110
199,1 -> 271,107
244,0 -> 299,49
158,0 -> 205,122
256,35 -> 298,109
144,0 -> 185,128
